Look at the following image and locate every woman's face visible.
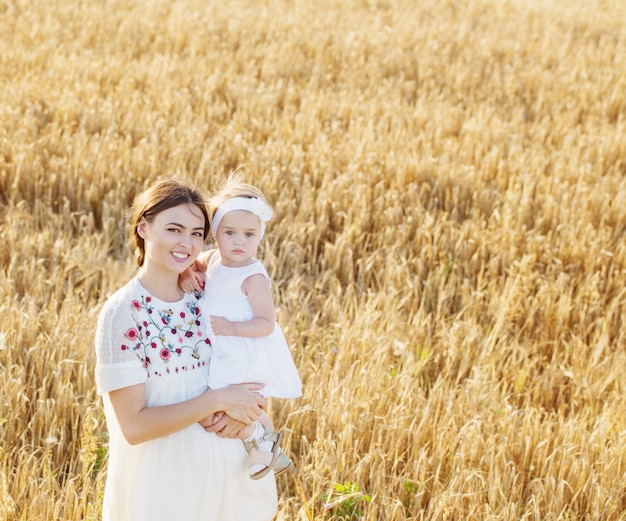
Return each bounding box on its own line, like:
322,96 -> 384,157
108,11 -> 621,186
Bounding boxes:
138,203 -> 206,275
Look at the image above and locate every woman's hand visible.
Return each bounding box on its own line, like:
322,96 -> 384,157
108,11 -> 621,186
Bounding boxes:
215,383 -> 266,425
179,263 -> 206,294
201,412 -> 251,438
200,411 -> 225,426
199,411 -> 225,429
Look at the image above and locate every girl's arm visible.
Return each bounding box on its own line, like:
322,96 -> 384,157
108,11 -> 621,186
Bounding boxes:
210,273 -> 275,338
108,381 -> 265,445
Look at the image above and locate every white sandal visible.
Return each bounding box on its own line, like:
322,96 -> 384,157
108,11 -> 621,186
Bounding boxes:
272,450 -> 293,477
242,429 -> 282,480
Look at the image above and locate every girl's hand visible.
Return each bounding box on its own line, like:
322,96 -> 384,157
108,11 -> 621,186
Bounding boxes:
210,315 -> 234,336
179,263 -> 205,294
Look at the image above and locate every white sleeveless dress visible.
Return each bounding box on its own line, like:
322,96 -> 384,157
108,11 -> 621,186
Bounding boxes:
95,277 -> 278,521
201,254 -> 302,399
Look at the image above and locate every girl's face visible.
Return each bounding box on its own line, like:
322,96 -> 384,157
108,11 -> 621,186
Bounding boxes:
214,210 -> 261,267
138,203 -> 206,275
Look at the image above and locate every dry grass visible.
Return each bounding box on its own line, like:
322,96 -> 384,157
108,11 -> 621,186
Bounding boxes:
1,0 -> 625,519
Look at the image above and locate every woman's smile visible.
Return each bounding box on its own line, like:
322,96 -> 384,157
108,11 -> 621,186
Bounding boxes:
172,251 -> 191,261
139,204 -> 206,275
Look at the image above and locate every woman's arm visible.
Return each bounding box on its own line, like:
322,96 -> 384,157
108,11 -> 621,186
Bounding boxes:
109,382 -> 266,445
210,274 -> 275,338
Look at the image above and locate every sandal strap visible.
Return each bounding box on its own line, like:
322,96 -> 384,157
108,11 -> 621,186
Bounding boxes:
272,451 -> 293,477
242,429 -> 280,452
243,430 -> 284,480
247,446 -> 276,468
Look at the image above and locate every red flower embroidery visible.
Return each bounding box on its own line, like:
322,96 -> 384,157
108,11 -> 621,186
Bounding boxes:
124,293 -> 209,376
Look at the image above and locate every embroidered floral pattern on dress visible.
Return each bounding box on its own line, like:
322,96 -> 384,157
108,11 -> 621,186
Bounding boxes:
121,294 -> 211,377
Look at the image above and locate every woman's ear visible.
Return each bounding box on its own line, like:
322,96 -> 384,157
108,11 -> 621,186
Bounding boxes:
137,217 -> 147,239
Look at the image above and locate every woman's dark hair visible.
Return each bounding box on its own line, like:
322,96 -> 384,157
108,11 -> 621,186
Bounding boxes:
129,179 -> 210,267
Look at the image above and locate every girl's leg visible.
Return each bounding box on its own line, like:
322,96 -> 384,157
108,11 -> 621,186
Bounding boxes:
242,419 -> 282,479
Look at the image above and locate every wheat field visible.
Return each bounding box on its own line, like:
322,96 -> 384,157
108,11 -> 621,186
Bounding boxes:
1,0 -> 625,519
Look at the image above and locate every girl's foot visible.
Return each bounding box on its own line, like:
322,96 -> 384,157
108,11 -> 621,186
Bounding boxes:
272,450 -> 293,477
242,427 -> 282,480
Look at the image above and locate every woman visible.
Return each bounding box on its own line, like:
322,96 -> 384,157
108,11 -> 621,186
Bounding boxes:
95,179 -> 278,520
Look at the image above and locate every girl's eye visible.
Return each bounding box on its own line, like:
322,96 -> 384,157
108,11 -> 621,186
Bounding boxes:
246,232 -> 255,237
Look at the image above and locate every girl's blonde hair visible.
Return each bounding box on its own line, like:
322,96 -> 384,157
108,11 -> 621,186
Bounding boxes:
209,173 -> 270,224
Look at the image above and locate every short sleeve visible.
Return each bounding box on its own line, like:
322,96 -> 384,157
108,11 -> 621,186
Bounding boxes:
253,260 -> 272,287
95,286 -> 147,394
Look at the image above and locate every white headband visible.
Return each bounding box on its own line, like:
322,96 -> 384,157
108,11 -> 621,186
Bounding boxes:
212,197 -> 273,239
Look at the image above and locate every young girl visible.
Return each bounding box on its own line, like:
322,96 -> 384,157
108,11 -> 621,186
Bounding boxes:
181,177 -> 302,479
95,179 -> 278,520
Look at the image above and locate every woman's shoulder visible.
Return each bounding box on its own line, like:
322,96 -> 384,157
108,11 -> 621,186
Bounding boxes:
104,277 -> 141,302
98,278 -> 141,321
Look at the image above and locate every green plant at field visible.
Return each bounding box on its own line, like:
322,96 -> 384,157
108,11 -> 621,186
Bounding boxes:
319,482 -> 372,519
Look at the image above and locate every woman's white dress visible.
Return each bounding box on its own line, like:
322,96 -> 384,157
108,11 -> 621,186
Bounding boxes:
200,254 -> 302,399
95,278 -> 277,521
